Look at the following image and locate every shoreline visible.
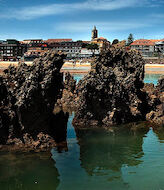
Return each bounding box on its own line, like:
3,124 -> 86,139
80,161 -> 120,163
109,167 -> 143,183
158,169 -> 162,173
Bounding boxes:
0,62 -> 164,74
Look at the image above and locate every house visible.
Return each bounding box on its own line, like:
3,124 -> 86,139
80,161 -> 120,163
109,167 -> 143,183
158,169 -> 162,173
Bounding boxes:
92,37 -> 110,51
45,39 -> 72,44
0,39 -> 27,61
130,39 -> 163,57
155,40 -> 164,55
46,40 -> 83,59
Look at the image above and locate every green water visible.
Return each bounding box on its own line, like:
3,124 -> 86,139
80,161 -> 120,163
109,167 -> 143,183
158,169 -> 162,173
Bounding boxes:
144,73 -> 163,85
0,74 -> 164,190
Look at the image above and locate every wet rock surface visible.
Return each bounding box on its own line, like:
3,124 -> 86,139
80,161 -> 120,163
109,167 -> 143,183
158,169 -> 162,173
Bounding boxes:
54,49 -> 163,129
0,48 -> 163,151
72,48 -> 148,128
144,76 -> 164,126
0,50 -> 68,151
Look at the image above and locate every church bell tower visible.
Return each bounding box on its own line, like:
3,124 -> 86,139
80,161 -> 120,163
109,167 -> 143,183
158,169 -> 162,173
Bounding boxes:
92,26 -> 98,40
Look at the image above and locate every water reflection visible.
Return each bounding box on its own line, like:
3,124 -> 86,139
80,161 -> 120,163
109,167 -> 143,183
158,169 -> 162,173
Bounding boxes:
1,114 -> 164,190
1,74 -> 164,190
0,152 -> 59,190
153,127 -> 164,144
52,114 -> 149,190
76,129 -> 147,176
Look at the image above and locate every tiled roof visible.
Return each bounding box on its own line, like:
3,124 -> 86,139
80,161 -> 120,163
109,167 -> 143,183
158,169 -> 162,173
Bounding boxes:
131,39 -> 163,46
94,37 -> 107,41
82,41 -> 90,43
98,37 -> 106,39
45,39 -> 72,43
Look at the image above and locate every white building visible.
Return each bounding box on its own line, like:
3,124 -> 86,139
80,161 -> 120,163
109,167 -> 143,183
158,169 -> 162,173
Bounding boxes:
80,48 -> 100,58
155,40 -> 164,55
130,39 -> 156,57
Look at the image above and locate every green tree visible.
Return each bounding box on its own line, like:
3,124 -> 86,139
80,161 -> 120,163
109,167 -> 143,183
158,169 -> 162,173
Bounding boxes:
112,39 -> 119,45
86,43 -> 99,56
0,51 -> 3,60
127,33 -> 134,46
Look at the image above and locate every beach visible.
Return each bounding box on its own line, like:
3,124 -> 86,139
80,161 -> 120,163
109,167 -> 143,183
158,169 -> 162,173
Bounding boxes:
0,61 -> 164,74
145,64 -> 164,74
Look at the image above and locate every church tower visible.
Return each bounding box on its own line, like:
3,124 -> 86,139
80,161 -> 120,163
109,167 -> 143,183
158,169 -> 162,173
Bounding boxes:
92,26 -> 98,40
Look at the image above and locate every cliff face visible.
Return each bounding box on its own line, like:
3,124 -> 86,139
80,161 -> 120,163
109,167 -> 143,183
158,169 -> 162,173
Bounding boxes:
0,51 -> 68,151
73,48 -> 149,127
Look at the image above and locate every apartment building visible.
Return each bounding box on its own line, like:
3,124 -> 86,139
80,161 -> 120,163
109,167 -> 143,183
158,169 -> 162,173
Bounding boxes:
46,39 -> 83,59
130,39 -> 164,57
22,39 -> 49,61
130,39 -> 157,57
0,39 -> 27,61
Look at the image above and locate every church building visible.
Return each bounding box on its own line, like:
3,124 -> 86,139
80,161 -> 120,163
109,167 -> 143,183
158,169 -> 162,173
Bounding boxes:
91,26 -> 110,51
92,26 -> 98,40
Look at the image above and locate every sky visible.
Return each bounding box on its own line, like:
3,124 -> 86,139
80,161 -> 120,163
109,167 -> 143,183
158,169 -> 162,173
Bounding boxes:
0,0 -> 164,41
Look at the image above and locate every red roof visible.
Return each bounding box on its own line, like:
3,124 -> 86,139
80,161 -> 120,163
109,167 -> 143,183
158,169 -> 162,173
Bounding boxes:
82,41 -> 90,43
98,37 -> 106,40
131,39 -> 163,46
45,39 -> 72,43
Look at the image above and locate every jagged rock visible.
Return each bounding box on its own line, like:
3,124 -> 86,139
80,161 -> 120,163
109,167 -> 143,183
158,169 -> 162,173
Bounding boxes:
64,72 -> 76,93
73,48 -> 148,128
0,50 -> 68,151
145,76 -> 164,126
54,72 -> 77,113
157,76 -> 164,92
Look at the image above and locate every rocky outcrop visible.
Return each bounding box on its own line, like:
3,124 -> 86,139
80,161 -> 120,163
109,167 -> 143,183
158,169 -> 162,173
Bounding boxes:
0,76 -> 15,144
64,72 -> 76,93
145,76 -> 164,126
54,49 -> 163,128
0,50 -> 68,151
73,48 -> 149,128
54,72 -> 77,113
157,76 -> 164,92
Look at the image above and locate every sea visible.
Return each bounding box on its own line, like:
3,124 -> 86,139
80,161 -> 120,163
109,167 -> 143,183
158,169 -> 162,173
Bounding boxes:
0,73 -> 164,190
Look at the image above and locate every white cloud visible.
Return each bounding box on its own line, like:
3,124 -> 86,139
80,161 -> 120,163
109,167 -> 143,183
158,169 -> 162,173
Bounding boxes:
0,0 -> 146,20
55,21 -> 152,32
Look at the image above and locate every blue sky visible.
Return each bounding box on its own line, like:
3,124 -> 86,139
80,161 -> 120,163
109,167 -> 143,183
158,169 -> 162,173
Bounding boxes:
0,0 -> 164,41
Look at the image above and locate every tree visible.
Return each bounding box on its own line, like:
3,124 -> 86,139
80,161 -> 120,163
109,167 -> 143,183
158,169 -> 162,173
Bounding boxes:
127,33 -> 134,46
0,51 -> 3,61
82,43 -> 88,48
86,43 -> 99,56
112,39 -> 119,45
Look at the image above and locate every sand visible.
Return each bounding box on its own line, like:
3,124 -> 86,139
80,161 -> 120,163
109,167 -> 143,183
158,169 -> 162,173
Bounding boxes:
0,61 -> 164,74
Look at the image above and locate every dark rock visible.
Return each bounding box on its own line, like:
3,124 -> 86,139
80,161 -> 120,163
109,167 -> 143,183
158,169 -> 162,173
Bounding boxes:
73,48 -> 148,128
64,72 -> 76,93
0,50 -> 69,151
157,76 -> 164,92
144,77 -> 164,126
54,72 -> 77,113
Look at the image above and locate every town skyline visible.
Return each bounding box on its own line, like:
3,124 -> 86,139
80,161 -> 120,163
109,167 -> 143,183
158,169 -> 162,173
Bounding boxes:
0,0 -> 164,41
